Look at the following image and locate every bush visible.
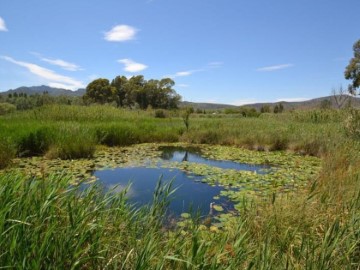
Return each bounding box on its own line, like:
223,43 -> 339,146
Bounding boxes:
0,103 -> 16,115
154,109 -> 166,118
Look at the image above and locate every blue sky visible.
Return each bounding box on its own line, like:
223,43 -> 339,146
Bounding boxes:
0,0 -> 359,105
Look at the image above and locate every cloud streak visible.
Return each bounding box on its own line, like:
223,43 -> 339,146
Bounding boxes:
118,59 -> 148,72
0,17 -> 8,31
41,57 -> 82,71
104,25 -> 137,42
1,56 -> 84,90
257,64 -> 293,72
165,62 -> 223,78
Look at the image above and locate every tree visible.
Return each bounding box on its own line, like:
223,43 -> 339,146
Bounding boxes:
111,75 -> 128,107
345,39 -> 360,95
260,105 -> 271,113
332,85 -> 349,109
83,78 -> 116,104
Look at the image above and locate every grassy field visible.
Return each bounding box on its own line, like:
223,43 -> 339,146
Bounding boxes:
0,104 -> 359,269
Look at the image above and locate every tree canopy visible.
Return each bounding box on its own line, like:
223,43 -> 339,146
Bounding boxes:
84,76 -> 181,109
345,39 -> 360,94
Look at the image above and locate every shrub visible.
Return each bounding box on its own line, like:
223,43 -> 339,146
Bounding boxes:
0,103 -> 16,115
154,109 -> 166,118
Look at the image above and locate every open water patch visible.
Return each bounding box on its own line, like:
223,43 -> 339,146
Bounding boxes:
93,167 -> 235,217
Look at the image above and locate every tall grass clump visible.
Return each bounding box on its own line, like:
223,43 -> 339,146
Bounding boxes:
46,125 -> 96,159
0,139 -> 15,169
17,127 -> 53,157
0,173 -> 178,269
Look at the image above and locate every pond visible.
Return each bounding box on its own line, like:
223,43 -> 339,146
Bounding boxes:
93,146 -> 270,217
94,167 -> 234,217
13,143 -> 321,220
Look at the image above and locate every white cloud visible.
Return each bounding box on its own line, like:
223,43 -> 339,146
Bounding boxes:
230,99 -> 262,106
175,71 -> 193,77
104,25 -> 137,42
165,69 -> 201,78
208,62 -> 223,68
257,64 -> 294,72
0,17 -> 8,31
118,59 -> 147,72
1,56 -> 84,90
41,57 -> 82,71
275,97 -> 309,102
165,61 -> 223,78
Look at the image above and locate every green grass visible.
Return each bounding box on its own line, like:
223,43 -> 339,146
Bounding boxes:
0,104 -> 359,268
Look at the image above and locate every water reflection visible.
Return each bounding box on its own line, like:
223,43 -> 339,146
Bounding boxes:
94,167 -> 235,217
159,146 -> 270,173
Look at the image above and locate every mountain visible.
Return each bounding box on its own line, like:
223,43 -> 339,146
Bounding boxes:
0,85 -> 85,97
240,95 -> 360,110
180,101 -> 237,110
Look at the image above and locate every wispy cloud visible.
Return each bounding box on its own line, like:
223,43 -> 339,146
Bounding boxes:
0,17 -> 8,31
1,56 -> 84,90
104,25 -> 137,42
171,70 -> 200,78
256,64 -> 293,72
41,57 -> 82,71
165,62 -> 223,78
118,59 -> 147,72
208,62 -> 223,68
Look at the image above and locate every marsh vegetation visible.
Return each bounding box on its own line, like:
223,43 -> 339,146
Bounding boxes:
0,103 -> 359,269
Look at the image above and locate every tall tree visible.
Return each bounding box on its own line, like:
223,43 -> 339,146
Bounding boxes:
111,76 -> 128,107
83,78 -> 116,104
345,39 -> 360,95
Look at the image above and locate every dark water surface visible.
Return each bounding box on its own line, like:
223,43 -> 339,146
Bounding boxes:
94,167 -> 234,216
93,147 -> 269,216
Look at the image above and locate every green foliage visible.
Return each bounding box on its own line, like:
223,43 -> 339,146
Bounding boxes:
273,103 -> 284,113
344,108 -> 360,139
83,78 -> 116,104
154,109 -> 166,118
0,102 -> 16,115
0,139 -> 15,169
345,39 -> 360,93
182,107 -> 193,131
47,126 -> 96,159
17,128 -> 52,157
260,105 -> 271,113
88,75 -> 181,109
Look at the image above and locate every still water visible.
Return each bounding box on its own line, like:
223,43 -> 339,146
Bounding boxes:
93,147 -> 269,216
